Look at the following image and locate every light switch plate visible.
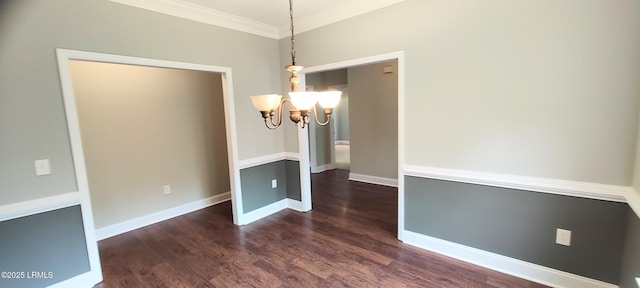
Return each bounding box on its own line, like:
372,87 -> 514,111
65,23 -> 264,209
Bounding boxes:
635,277 -> 639,287
556,228 -> 571,246
272,179 -> 277,189
34,159 -> 51,176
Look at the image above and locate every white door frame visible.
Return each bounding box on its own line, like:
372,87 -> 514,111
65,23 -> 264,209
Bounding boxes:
297,51 -> 406,239
55,49 -> 242,287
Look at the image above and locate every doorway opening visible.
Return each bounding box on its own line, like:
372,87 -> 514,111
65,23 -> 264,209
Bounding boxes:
69,60 -> 235,238
300,52 -> 403,238
307,60 -> 398,185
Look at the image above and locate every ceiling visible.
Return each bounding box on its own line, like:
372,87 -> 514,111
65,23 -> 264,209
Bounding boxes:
109,0 -> 404,39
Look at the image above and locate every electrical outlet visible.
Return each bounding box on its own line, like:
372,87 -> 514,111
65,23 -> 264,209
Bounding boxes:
272,179 -> 277,189
34,159 -> 51,176
556,228 -> 571,246
163,185 -> 171,195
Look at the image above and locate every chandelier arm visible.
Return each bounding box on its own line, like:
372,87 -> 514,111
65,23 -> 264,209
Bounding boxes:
312,106 -> 332,126
264,119 -> 278,129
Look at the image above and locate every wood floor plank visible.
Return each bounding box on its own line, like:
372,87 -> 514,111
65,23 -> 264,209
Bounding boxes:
94,169 -> 549,288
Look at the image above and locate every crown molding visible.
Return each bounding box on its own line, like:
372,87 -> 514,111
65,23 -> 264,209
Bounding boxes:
276,0 -> 406,38
109,0 -> 405,39
108,0 -> 280,39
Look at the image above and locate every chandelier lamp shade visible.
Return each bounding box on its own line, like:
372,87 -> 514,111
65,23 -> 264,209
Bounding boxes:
249,0 -> 341,129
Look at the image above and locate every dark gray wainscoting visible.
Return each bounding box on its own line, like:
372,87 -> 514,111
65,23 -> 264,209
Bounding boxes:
240,160 -> 301,213
0,205 -> 90,288
620,207 -> 640,288
404,176 -> 627,284
286,160 -> 301,201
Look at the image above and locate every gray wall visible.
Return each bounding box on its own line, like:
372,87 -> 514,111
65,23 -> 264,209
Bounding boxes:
286,161 -> 301,201
0,205 -> 90,288
620,210 -> 640,288
278,1 -> 640,284
70,61 -> 230,229
0,0 -> 284,207
0,0 -> 288,285
405,176 -> 627,284
348,60 -> 398,179
335,89 -> 350,142
240,160 -> 300,213
281,0 -> 640,186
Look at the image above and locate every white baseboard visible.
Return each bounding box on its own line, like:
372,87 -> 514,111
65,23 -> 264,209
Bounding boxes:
287,199 -> 305,212
240,199 -> 288,225
239,198 -> 306,225
402,230 -> 618,288
349,172 -> 398,187
96,192 -> 231,240
335,140 -> 350,145
311,164 -> 334,174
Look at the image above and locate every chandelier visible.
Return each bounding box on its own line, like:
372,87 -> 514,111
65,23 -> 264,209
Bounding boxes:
249,0 -> 341,129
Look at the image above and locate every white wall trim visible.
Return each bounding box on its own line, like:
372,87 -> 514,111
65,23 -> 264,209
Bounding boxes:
311,164 -> 334,174
108,0 -> 279,39
239,199 -> 288,225
238,152 -> 300,169
349,172 -> 398,187
0,192 -> 81,222
627,188 -> 640,220
96,193 -> 231,240
404,165 -> 629,203
108,0 -> 404,40
287,199 -> 305,212
402,230 -> 618,288
335,140 -> 350,145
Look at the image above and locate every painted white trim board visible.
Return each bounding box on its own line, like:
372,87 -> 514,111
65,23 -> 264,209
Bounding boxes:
311,164 -> 334,174
404,165 -> 629,203
627,188 -> 640,220
396,52 -> 406,241
297,125 -> 313,212
349,172 -> 398,187
335,140 -> 350,145
0,192 -> 81,222
96,193 -> 231,240
239,199 -> 288,225
239,198 -> 306,225
108,0 -> 279,38
238,152 -> 300,169
402,230 -> 618,288
287,199 -> 305,212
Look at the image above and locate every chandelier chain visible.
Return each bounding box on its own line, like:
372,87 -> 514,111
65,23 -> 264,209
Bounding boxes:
289,0 -> 296,65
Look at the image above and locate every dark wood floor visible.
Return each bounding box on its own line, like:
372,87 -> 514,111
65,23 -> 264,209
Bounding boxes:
94,169 -> 548,287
